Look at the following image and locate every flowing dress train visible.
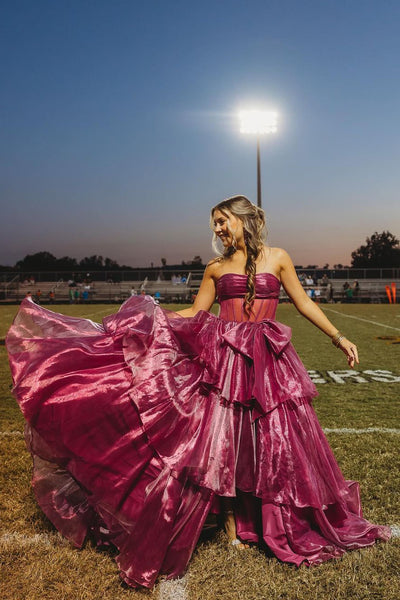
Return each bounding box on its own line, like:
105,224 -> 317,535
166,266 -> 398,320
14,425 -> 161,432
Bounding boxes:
6,273 -> 390,588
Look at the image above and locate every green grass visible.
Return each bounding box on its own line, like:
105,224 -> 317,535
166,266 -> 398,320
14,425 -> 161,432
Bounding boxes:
1,302 -> 399,599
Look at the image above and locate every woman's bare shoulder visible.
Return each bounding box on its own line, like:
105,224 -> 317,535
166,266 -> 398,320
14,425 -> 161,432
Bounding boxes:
260,246 -> 292,269
268,247 -> 293,264
205,257 -> 224,279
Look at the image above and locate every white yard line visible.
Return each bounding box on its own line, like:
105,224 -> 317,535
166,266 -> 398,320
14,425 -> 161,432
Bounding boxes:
3,427 -> 400,438
0,532 -> 68,547
322,307 -> 400,332
323,427 -> 400,435
158,575 -> 189,600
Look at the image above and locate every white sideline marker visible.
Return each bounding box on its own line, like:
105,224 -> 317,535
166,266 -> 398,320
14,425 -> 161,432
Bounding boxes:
2,427 -> 400,437
323,427 -> 400,435
322,308 -> 400,332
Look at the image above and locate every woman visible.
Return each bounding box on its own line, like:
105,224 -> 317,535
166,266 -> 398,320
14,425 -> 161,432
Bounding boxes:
6,196 -> 390,588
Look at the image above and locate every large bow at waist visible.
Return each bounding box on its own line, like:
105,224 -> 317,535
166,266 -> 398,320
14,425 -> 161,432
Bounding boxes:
220,320 -> 295,419
221,319 -> 292,358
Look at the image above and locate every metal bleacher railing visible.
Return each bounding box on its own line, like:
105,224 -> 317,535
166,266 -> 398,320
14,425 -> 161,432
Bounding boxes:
0,267 -> 399,304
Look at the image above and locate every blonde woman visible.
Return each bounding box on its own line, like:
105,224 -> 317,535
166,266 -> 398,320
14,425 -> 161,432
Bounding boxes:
7,196 -> 390,588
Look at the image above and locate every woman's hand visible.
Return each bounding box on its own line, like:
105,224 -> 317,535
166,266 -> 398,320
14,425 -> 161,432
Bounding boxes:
337,337 -> 359,368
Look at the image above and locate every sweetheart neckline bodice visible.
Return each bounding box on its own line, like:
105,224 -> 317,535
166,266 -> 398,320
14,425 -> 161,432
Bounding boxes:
216,272 -> 281,285
216,272 -> 280,321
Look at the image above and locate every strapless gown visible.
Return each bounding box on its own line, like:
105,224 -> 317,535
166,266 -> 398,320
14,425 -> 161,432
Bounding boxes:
6,273 -> 390,588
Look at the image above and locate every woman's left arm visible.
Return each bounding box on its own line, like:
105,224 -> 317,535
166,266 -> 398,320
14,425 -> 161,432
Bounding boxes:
278,249 -> 359,368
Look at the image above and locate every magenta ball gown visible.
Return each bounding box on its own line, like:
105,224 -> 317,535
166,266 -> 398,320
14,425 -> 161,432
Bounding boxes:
6,273 -> 390,588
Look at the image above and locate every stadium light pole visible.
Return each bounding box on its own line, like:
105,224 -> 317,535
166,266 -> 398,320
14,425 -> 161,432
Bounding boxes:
239,110 -> 278,208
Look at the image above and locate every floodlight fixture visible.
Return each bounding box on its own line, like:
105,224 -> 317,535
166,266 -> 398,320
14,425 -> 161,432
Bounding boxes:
239,110 -> 278,135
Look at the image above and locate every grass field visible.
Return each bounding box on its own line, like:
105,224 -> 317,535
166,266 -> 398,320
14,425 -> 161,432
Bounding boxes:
1,302 -> 399,600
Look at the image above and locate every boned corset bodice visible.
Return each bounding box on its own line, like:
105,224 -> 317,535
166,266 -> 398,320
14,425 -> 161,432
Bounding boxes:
217,272 -> 281,322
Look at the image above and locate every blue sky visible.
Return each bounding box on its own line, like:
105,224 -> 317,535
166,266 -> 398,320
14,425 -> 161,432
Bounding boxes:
1,0 -> 399,268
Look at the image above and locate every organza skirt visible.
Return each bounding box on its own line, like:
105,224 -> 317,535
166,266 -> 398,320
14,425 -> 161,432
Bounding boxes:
6,296 -> 391,587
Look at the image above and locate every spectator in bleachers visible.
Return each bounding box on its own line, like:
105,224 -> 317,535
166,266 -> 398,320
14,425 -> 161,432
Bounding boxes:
325,282 -> 334,303
140,277 -> 148,292
353,280 -> 360,301
130,287 -> 137,296
320,274 -> 330,286
306,288 -> 316,301
344,285 -> 353,303
69,288 -> 74,304
305,275 -> 314,285
342,281 -> 349,301
35,289 -> 42,304
48,291 -> 55,304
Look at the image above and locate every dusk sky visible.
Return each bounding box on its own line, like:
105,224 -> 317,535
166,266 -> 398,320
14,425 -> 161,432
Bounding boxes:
1,0 -> 399,269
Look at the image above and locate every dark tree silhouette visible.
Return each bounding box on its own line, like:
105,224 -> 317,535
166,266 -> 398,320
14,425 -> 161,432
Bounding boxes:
191,255 -> 203,265
351,231 -> 400,268
56,256 -> 79,270
16,251 -> 58,270
11,252 -> 135,272
79,255 -> 104,270
104,257 -> 119,270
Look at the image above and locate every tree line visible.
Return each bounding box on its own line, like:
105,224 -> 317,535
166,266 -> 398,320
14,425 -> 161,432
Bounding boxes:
0,251 -> 205,272
1,231 -> 398,272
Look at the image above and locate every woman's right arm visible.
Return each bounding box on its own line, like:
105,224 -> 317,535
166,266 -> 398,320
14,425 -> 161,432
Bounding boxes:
176,263 -> 218,317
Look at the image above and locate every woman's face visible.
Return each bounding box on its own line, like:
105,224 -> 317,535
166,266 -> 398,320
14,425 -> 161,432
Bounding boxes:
212,209 -> 243,247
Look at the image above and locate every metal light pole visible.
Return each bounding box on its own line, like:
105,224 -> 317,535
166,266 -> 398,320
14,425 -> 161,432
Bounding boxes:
256,136 -> 262,207
239,110 -> 278,208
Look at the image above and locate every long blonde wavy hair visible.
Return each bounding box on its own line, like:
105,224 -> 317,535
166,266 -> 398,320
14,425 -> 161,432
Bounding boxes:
210,195 -> 267,314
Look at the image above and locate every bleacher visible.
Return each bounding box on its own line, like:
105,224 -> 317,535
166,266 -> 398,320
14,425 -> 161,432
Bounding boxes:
0,270 -> 398,304
1,277 -> 194,304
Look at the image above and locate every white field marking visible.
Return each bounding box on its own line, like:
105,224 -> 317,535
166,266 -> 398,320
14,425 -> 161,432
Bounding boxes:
323,427 -> 400,435
322,307 -> 400,332
390,525 -> 400,538
158,574 -> 189,600
0,532 -> 68,548
2,427 -> 400,437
